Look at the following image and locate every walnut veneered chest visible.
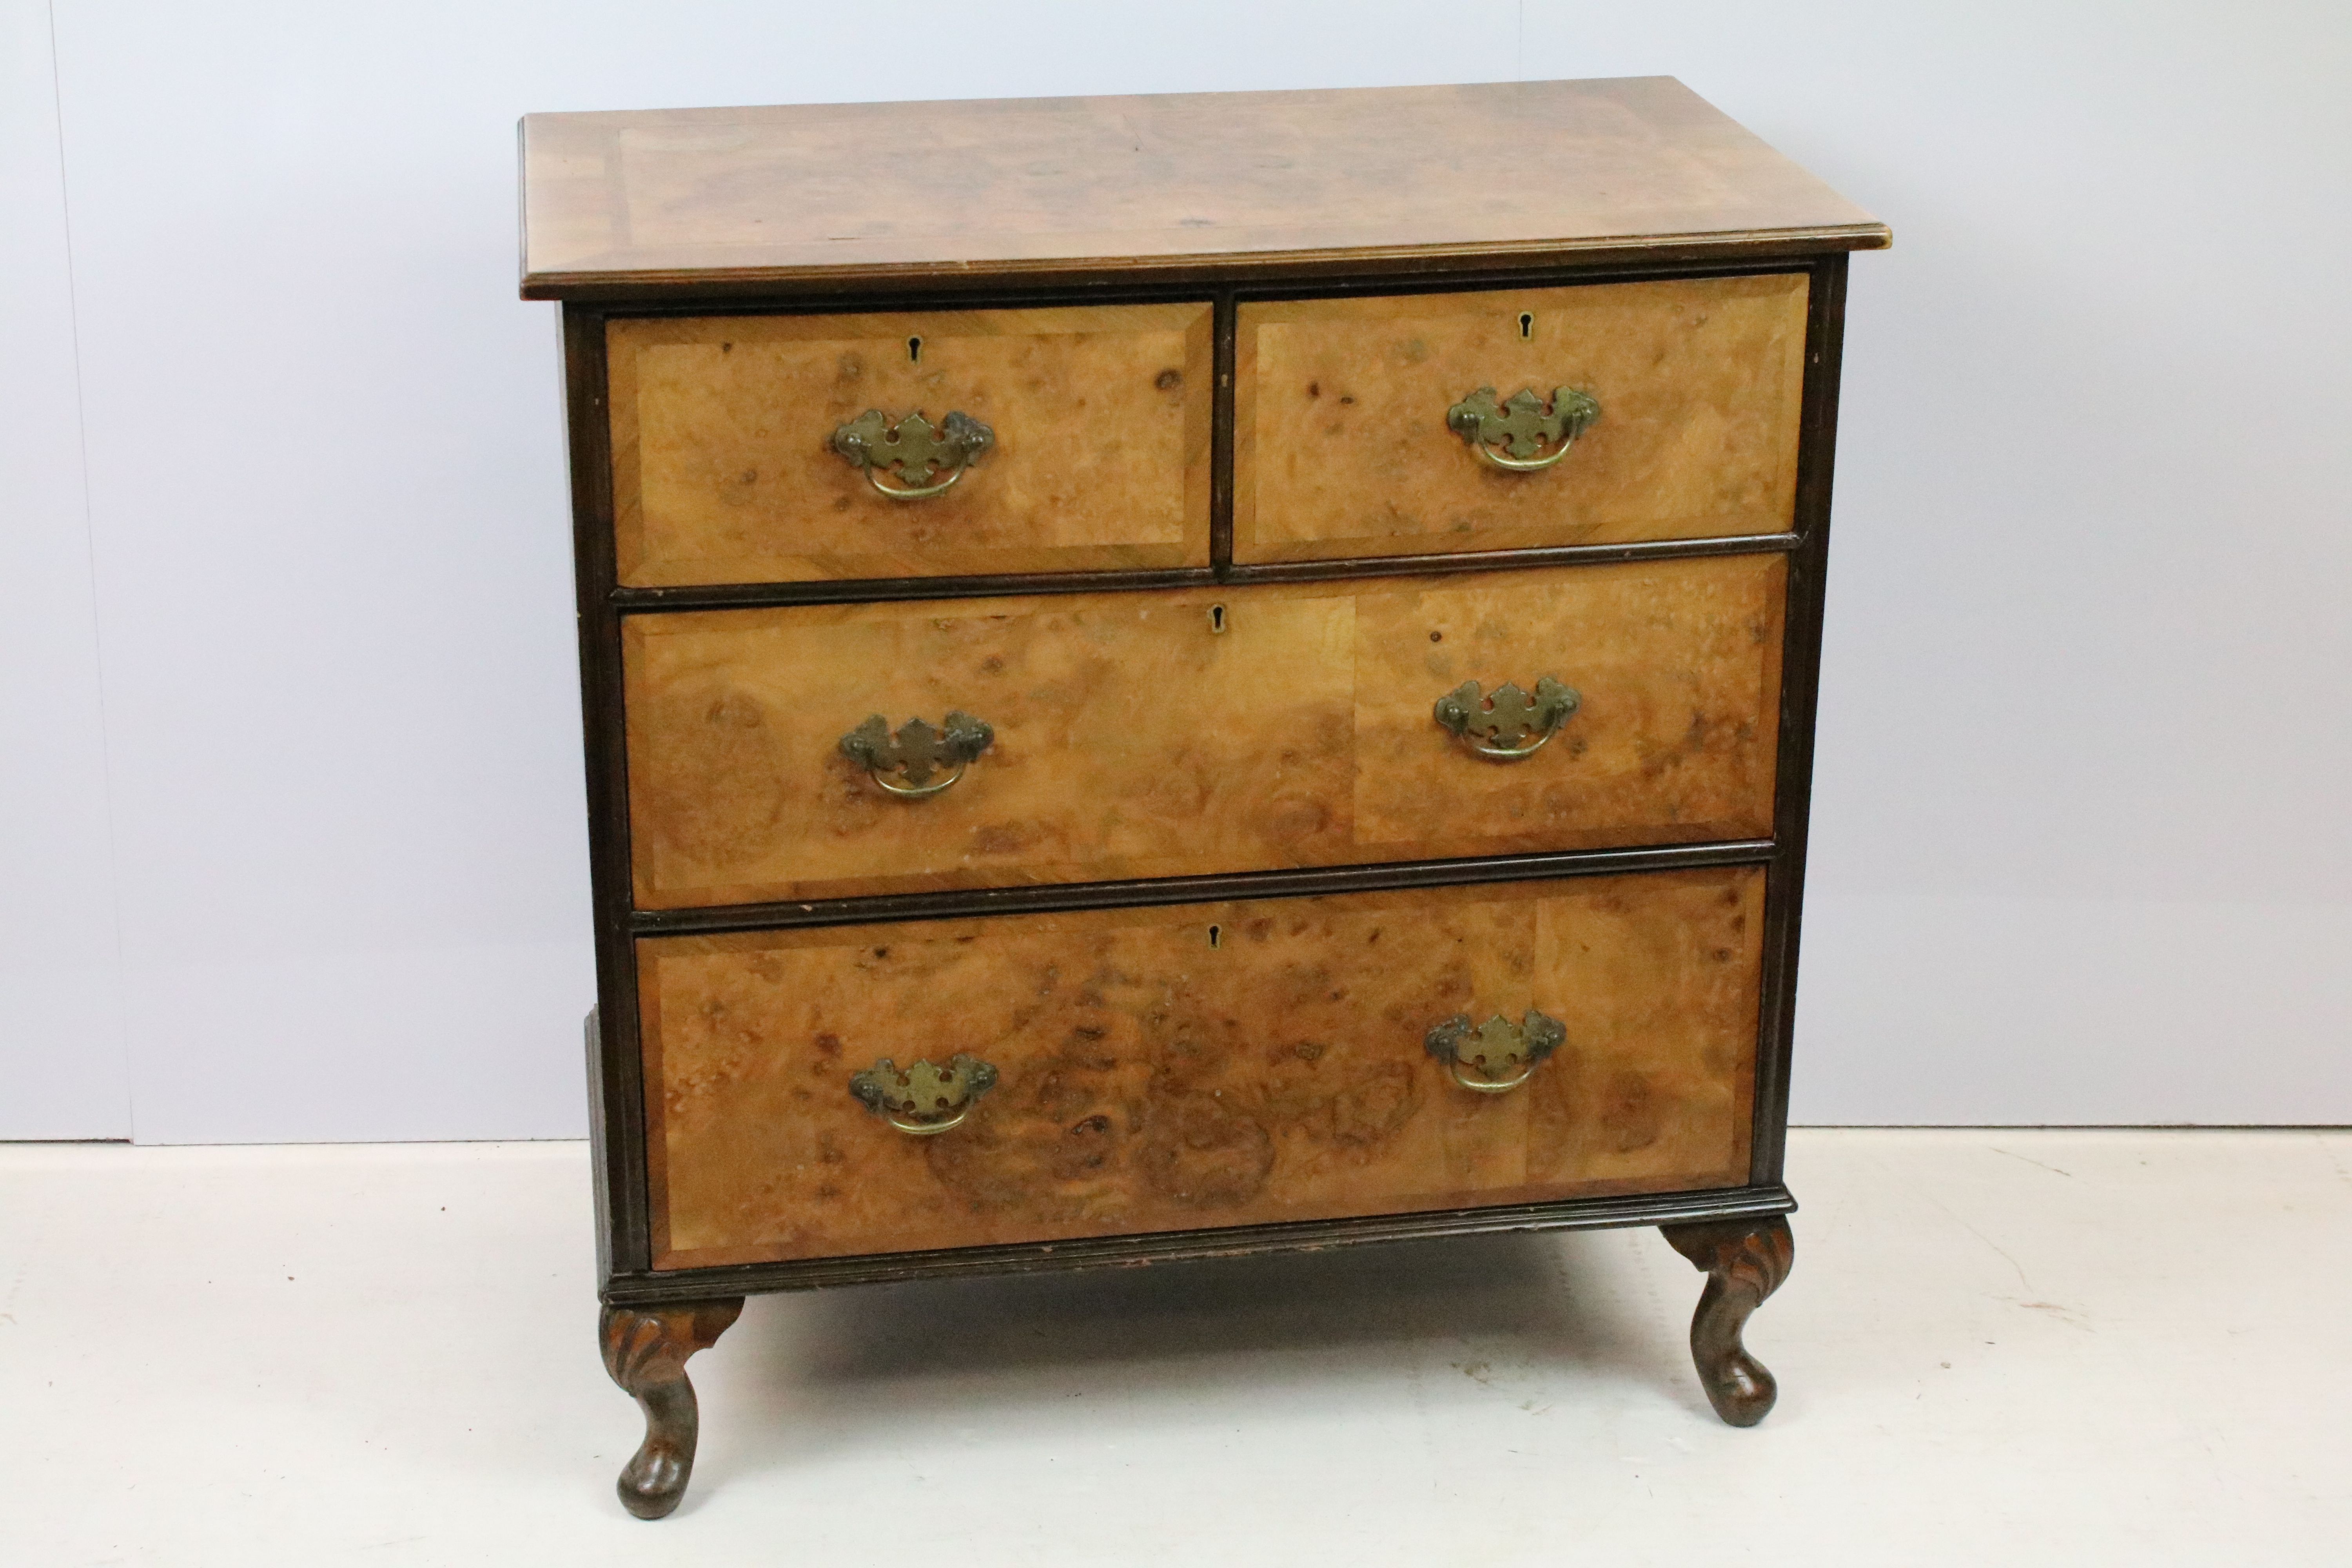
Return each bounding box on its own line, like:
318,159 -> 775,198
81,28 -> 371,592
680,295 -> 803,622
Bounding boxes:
520,76 -> 1887,1518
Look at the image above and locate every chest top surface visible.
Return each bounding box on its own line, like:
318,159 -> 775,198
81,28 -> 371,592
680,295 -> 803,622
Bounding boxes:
519,76 -> 1887,300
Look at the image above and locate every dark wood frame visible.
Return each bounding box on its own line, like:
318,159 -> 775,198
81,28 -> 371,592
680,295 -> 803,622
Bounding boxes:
564,247 -> 1850,1304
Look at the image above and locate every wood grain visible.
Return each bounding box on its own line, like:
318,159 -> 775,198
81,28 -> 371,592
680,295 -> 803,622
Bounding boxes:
1353,558 -> 1784,851
639,867 -> 1763,1268
1236,275 -> 1809,561
620,554 -> 1784,907
608,304 -> 1212,585
521,78 -> 1888,299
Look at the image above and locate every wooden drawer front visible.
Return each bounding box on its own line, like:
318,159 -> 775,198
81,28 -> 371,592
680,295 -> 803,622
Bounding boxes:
640,867 -> 1761,1268
608,303 -> 1214,585
622,554 -> 1783,907
1234,274 -> 1809,563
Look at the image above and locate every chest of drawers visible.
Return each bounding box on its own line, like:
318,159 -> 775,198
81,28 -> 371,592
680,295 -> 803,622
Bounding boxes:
520,76 -> 1887,1518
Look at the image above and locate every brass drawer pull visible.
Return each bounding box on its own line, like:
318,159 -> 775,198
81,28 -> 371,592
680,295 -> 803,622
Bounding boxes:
1425,1011 -> 1567,1094
1434,677 -> 1581,760
1445,385 -> 1600,472
848,1053 -> 1000,1135
830,408 -> 996,499
840,711 -> 995,797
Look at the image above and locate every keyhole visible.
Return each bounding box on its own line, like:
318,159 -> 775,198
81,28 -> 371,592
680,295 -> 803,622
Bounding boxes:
1207,924 -> 1222,949
1208,603 -> 1227,634
1518,312 -> 1534,340
907,335 -> 923,363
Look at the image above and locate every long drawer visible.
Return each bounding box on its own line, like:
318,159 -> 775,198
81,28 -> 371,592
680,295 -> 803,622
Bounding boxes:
622,554 -> 1785,907
638,866 -> 1764,1269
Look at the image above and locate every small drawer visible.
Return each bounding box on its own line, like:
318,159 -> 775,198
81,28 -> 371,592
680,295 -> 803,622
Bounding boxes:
606,303 -> 1214,585
639,867 -> 1762,1269
1234,274 -> 1809,563
621,554 -> 1783,907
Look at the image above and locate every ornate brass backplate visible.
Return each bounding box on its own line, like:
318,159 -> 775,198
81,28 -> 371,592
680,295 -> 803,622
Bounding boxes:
1433,677 -> 1581,760
1424,1011 -> 1568,1093
848,1053 -> 1001,1134
839,711 -> 995,797
1445,385 -> 1600,472
830,408 -> 996,499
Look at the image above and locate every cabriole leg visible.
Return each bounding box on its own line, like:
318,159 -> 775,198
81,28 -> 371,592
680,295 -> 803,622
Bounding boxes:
1659,1216 -> 1794,1427
598,1298 -> 744,1519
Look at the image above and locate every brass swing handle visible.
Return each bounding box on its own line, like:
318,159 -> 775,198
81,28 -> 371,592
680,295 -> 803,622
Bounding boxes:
1445,385 -> 1600,472
848,1053 -> 1000,1135
840,711 -> 994,797
1425,1011 -> 1567,1094
830,408 -> 995,499
1434,677 -> 1581,760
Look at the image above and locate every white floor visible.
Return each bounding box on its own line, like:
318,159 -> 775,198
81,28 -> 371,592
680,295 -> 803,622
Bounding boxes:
3,1130 -> 2347,1565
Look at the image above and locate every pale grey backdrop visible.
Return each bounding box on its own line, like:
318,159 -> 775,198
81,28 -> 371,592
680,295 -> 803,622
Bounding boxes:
5,1 -> 2347,1141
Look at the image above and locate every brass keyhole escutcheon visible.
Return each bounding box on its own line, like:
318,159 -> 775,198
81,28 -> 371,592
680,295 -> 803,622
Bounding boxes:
1208,603 -> 1228,635
1518,311 -> 1534,340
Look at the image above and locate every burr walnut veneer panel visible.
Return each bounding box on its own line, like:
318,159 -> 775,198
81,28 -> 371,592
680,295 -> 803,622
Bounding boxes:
639,867 -> 1763,1268
621,554 -> 1783,907
609,303 -> 1213,585
1235,274 -> 1809,562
